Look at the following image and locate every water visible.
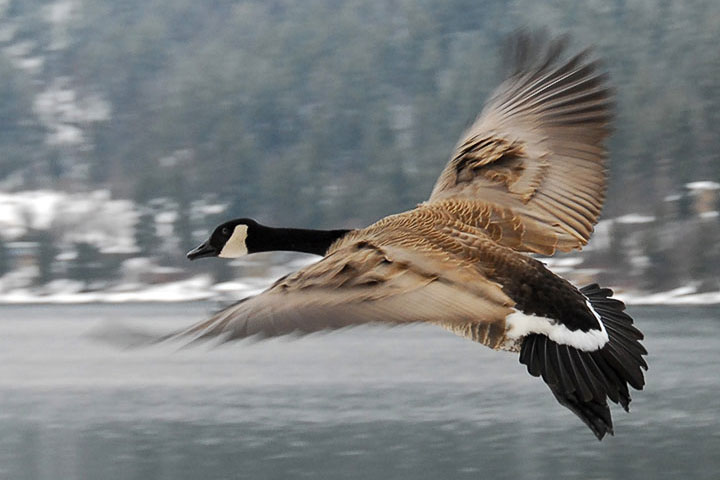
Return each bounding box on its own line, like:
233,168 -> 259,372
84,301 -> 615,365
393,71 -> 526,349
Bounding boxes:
0,303 -> 718,479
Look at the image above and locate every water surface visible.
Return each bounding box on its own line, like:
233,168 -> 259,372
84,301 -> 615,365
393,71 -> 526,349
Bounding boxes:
0,303 -> 718,479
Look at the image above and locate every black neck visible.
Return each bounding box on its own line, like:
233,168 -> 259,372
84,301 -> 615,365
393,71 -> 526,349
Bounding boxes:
248,224 -> 352,256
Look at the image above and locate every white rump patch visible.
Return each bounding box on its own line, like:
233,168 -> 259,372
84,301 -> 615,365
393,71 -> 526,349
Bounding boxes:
219,224 -> 248,258
505,302 -> 609,352
585,299 -> 607,336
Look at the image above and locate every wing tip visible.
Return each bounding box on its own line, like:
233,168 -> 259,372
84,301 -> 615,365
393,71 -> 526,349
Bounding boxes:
502,29 -> 568,75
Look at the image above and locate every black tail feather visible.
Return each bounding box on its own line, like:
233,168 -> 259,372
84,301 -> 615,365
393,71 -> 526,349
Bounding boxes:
550,388 -> 614,439
520,283 -> 647,440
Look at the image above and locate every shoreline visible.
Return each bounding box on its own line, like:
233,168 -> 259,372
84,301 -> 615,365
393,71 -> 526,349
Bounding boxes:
0,278 -> 719,306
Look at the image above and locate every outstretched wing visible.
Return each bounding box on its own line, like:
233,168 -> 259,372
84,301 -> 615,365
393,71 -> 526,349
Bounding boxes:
429,33 -> 612,253
169,240 -> 514,346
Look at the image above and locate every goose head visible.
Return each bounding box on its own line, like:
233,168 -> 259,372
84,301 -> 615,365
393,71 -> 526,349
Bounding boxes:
187,218 -> 352,260
187,218 -> 258,260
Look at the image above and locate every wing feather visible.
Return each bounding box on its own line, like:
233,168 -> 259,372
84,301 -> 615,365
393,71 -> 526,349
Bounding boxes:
169,241 -> 515,347
429,33 -> 612,253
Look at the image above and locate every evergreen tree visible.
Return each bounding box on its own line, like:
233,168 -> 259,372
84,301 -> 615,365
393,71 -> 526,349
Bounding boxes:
173,197 -> 194,258
134,208 -> 159,257
608,221 -> 628,274
689,221 -> 720,290
641,229 -> 675,292
0,236 -> 9,277
0,56 -> 46,178
35,231 -> 58,286
70,242 -> 117,289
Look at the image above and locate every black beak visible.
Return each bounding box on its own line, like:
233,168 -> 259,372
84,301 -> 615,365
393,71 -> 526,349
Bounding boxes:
186,241 -> 218,260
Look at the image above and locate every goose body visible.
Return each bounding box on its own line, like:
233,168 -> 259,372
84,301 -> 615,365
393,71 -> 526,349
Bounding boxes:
181,34 -> 646,440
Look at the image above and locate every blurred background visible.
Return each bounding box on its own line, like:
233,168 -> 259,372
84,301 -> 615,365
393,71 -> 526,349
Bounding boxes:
0,0 -> 718,299
0,1 -> 719,479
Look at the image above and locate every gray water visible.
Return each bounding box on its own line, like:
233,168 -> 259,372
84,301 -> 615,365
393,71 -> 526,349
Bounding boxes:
0,303 -> 718,480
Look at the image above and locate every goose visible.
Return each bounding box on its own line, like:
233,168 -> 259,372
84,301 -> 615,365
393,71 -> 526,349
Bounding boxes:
182,33 -> 647,440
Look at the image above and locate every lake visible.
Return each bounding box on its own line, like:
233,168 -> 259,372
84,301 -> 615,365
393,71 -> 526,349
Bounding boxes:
0,303 -> 718,479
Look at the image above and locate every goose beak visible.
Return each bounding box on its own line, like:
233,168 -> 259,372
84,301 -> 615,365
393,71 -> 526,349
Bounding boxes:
186,241 -> 218,260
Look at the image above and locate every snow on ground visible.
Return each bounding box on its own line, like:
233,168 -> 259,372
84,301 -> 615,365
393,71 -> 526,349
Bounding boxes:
34,77 -> 111,146
0,254 -> 320,304
0,190 -> 64,236
615,213 -> 656,224
618,286 -> 720,305
1,274 -> 719,306
0,189 -> 137,252
539,256 -> 584,274
686,181 -> 720,191
0,276 -> 215,304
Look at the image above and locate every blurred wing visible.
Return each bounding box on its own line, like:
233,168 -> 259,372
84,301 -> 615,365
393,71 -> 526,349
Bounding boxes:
429,33 -> 612,253
169,241 -> 514,347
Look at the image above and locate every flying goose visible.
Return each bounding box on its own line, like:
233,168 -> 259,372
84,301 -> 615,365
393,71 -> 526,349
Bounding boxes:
183,34 -> 647,440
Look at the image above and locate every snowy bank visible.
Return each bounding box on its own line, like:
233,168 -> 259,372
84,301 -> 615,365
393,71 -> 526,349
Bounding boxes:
0,275 -> 271,304
1,276 -> 719,306
618,286 -> 720,306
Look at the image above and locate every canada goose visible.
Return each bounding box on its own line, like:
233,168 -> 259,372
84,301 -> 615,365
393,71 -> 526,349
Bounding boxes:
182,33 -> 646,440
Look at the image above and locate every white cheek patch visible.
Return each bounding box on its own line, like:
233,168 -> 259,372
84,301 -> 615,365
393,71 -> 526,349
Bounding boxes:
505,307 -> 609,352
219,225 -> 249,258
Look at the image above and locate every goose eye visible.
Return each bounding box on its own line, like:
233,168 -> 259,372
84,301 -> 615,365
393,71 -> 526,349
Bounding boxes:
222,227 -> 230,236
